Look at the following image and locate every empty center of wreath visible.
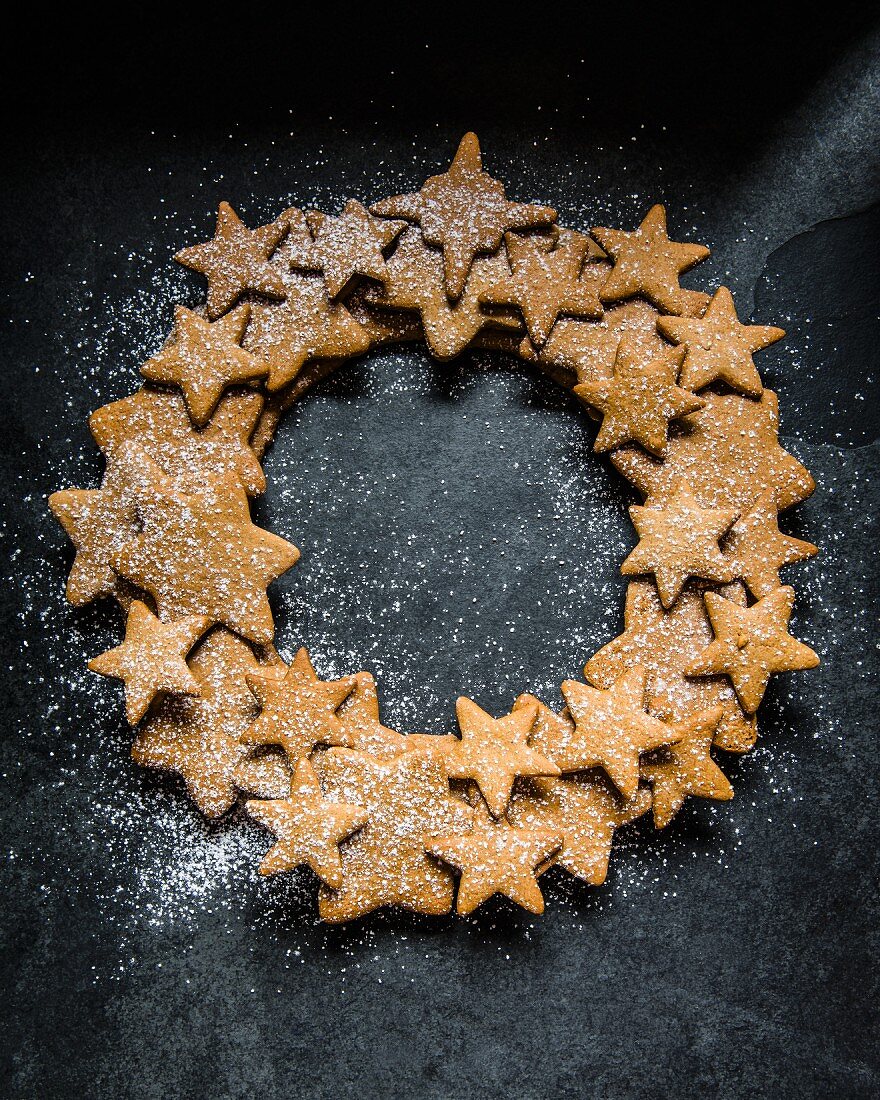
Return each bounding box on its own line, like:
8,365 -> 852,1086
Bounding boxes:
256,345 -> 632,734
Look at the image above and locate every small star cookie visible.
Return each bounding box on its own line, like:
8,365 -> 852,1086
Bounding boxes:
640,707 -> 732,827
726,490 -> 818,599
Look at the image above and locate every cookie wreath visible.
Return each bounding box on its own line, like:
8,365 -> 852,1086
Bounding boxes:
49,134 -> 820,923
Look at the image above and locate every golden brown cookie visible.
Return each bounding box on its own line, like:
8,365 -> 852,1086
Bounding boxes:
246,758 -> 369,886
88,600 -> 209,724
426,796 -> 561,915
687,586 -> 819,714
132,627 -> 287,817
445,697 -> 559,818
479,229 -> 604,347
336,672 -> 409,757
657,286 -> 784,398
574,340 -> 703,455
560,667 -> 678,797
508,770 -> 651,885
241,647 -> 356,762
109,469 -> 299,645
621,479 -> 738,607
726,490 -> 818,599
315,747 -> 472,922
640,707 -> 732,827
372,132 -> 556,301
175,202 -> 288,319
90,387 -> 266,497
287,200 -> 406,298
140,304 -> 268,427
592,204 -> 710,316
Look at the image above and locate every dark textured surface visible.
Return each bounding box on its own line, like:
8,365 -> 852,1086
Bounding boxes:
2,16 -> 879,1099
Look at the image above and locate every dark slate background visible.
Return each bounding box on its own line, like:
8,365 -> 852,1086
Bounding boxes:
2,13 -> 879,1099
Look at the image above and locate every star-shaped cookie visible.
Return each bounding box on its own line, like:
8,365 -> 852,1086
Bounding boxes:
687,586 -> 819,714
575,340 -> 703,455
479,229 -> 604,347
640,707 -> 732,827
427,797 -> 561,915
621,479 -> 738,607
657,286 -> 784,397
241,647 -> 356,762
132,628 -> 287,817
287,200 -> 406,299
560,668 -> 678,798
246,758 -> 368,886
175,202 -> 288,319
372,132 -> 556,300
141,304 -> 268,427
88,600 -> 209,724
110,470 -> 299,645
336,672 -> 409,757
445,697 -> 559,818
315,747 -> 472,922
89,387 -> 266,497
592,204 -> 710,316
508,770 -> 652,885
726,490 -> 818,599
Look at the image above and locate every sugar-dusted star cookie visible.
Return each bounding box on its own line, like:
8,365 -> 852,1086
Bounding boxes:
372,132 -> 556,301
49,442 -> 169,606
612,390 -> 816,513
640,707 -> 732,827
90,387 -> 266,497
445,697 -> 559,818
726,489 -> 818,599
687,586 -> 819,714
243,274 -> 372,391
479,229 -> 604,347
88,600 -> 210,724
336,671 -> 409,757
657,286 -> 784,398
287,200 -> 406,299
314,747 -> 472,922
508,770 -> 651,885
621,479 -> 738,607
110,470 -> 299,645
241,647 -> 356,762
575,340 -> 703,455
132,627 -> 287,817
427,796 -> 561,916
175,202 -> 288,319
246,758 -> 368,886
585,579 -> 758,754
140,304 -> 268,427
560,668 -> 678,798
592,204 -> 709,316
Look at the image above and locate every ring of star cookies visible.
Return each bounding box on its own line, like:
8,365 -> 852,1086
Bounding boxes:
50,134 -> 819,923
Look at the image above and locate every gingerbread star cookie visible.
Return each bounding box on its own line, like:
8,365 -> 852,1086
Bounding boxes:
508,769 -> 651,885
427,796 -> 561,916
241,647 -> 356,762
372,132 -> 556,300
687,586 -> 819,714
287,200 -> 406,298
592,204 -> 710,316
90,387 -> 266,497
559,667 -> 678,798
314,747 -> 472,921
480,229 -> 604,347
640,707 -> 732,828
110,470 -> 299,645
575,340 -> 703,455
141,304 -> 268,427
621,479 -> 738,607
246,758 -> 368,886
657,286 -> 784,398
88,600 -> 209,724
726,490 -> 818,599
336,672 -> 409,757
445,697 -> 559,818
132,628 -> 287,817
175,202 -> 288,319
